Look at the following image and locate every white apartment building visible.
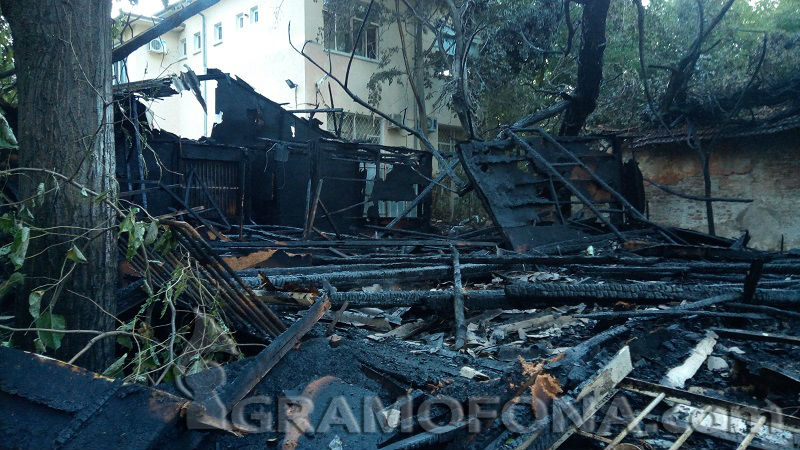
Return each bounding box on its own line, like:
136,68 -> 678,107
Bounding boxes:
115,0 -> 465,153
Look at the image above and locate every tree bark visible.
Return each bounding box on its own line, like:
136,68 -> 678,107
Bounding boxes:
559,0 -> 610,136
2,0 -> 118,371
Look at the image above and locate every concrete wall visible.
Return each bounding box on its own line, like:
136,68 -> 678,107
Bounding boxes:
628,129 -> 800,251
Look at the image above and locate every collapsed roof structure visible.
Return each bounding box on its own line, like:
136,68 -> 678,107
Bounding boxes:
3,69 -> 800,450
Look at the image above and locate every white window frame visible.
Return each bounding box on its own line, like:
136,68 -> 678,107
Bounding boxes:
193,32 -> 202,53
178,38 -> 187,58
322,6 -> 379,60
236,13 -> 245,29
250,6 -> 259,24
213,22 -> 223,43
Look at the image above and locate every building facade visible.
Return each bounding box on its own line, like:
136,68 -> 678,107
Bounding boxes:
115,0 -> 464,152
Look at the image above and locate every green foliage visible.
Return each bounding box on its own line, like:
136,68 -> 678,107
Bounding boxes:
0,109 -> 16,148
0,271 -> 22,297
0,212 -> 29,273
118,207 -> 149,259
35,311 -> 65,351
65,244 -> 88,264
103,352 -> 128,378
478,0 -> 800,131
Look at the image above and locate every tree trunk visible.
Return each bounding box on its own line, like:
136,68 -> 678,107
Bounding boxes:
3,0 -> 118,371
559,0 -> 611,136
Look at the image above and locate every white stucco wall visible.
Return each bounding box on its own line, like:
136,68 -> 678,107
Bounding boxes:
118,0 -> 463,148
301,0 -> 461,150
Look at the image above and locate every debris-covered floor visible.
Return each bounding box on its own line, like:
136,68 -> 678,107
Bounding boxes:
2,71 -> 799,450
4,217 -> 800,450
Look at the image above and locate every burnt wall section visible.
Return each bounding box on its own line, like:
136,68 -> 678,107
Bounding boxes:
626,129 -> 800,251
209,72 -> 365,229
458,136 -> 625,252
114,70 -> 433,232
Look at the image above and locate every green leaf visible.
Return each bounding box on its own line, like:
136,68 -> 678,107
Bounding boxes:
65,244 -> 88,264
35,312 -> 66,351
118,319 -> 136,332
0,213 -> 15,234
102,352 -> 128,378
35,183 -> 45,207
118,208 -> 139,236
17,205 -> 33,221
34,338 -> 45,353
9,226 -> 29,269
28,290 -> 43,320
116,334 -> 133,349
0,110 -> 17,148
144,221 -> 159,245
126,222 -> 146,259
152,228 -> 176,254
0,272 -> 23,297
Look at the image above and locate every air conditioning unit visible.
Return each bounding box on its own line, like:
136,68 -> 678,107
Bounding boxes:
387,113 -> 405,130
148,38 -> 166,53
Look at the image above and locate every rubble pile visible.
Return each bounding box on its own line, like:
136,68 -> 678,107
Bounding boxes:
2,71 -> 799,450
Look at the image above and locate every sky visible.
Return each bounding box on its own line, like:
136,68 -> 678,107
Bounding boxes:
112,0 -> 175,17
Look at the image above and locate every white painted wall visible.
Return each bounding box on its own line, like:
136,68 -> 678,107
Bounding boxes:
118,0 -> 462,149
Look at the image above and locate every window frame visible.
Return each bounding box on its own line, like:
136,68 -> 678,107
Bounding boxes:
250,6 -> 259,24
178,37 -> 187,58
235,13 -> 245,29
192,31 -> 202,53
322,6 -> 379,60
213,22 -> 223,43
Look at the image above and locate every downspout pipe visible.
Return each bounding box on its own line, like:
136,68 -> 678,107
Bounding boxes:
199,11 -> 208,136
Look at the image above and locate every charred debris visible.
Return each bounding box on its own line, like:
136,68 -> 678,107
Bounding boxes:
3,69 -> 800,450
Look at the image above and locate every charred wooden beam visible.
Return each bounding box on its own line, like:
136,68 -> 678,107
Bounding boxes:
742,259 -> 765,303
505,281 -> 800,305
711,327 -> 800,346
576,310 -> 768,320
211,238 -> 498,249
243,264 -> 501,289
327,289 -> 507,309
188,298 -> 330,430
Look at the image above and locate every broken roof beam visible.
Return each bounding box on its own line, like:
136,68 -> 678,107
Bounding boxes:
113,0 -> 220,63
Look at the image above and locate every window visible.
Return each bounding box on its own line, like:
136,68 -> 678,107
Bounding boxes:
213,22 -> 222,43
438,126 -> 465,153
327,111 -> 382,143
179,38 -> 187,57
193,32 -> 201,52
250,6 -> 259,24
322,5 -> 378,59
236,13 -> 245,29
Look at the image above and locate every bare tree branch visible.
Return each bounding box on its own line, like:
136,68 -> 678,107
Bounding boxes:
287,24 -> 466,187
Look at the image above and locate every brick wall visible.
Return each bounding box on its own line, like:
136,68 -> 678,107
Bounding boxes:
626,129 -> 800,251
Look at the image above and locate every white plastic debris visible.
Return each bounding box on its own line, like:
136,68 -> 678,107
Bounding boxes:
706,356 -> 729,371
459,366 -> 490,381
